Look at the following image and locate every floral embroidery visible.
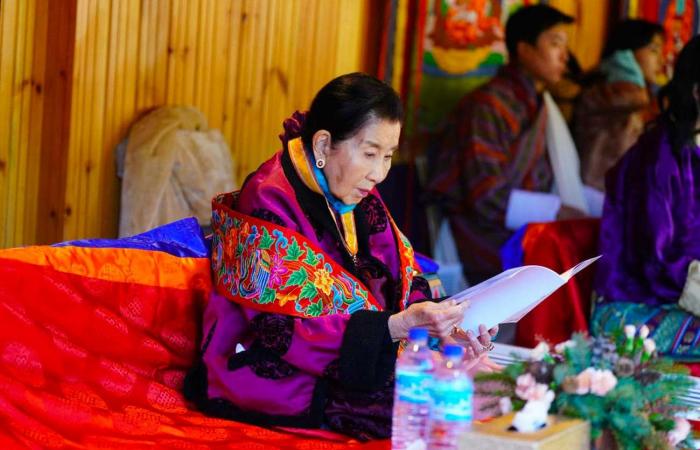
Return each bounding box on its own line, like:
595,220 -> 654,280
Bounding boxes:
359,195 -> 388,234
249,314 -> 295,355
268,253 -> 289,289
313,269 -> 333,295
212,193 -> 385,318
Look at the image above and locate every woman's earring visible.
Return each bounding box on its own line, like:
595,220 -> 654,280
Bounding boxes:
316,159 -> 326,169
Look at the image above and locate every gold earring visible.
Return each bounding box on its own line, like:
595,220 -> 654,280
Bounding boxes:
316,159 -> 326,169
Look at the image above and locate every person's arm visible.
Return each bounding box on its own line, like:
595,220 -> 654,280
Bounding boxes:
437,97 -> 518,227
642,162 -> 697,295
243,309 -> 396,391
244,298 -> 468,392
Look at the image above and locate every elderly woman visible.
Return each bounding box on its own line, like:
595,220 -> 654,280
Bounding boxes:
184,73 -> 497,440
593,36 -> 700,361
574,20 -> 664,191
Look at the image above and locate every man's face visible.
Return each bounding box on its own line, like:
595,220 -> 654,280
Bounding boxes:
517,24 -> 569,85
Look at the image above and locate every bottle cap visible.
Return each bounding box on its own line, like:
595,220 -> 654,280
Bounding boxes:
443,345 -> 464,358
408,328 -> 428,341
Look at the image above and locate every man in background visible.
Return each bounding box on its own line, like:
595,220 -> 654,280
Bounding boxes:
428,4 -> 585,284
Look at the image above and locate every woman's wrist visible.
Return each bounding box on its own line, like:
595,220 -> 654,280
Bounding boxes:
388,312 -> 407,341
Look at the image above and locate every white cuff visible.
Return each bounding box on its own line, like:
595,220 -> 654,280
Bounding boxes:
505,189 -> 561,231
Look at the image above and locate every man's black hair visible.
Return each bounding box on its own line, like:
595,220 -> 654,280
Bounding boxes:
505,5 -> 574,60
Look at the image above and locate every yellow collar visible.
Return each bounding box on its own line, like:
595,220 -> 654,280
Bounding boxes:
287,137 -> 358,258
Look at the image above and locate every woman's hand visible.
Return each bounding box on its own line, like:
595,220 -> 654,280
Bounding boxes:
445,324 -> 499,360
388,300 -> 468,341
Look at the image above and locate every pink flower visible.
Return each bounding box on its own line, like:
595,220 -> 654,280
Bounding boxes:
589,369 -> 617,396
575,368 -> 617,396
515,373 -> 553,402
575,368 -> 593,395
530,342 -> 550,361
268,253 -> 289,288
668,418 -> 691,446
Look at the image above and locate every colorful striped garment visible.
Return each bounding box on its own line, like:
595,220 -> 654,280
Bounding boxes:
428,65 -> 553,283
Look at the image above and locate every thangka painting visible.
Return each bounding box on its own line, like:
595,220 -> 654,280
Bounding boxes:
419,0 -> 529,132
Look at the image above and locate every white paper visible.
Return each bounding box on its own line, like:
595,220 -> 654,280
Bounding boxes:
505,189 -> 561,231
544,91 -> 589,214
583,185 -> 605,218
451,256 -> 601,335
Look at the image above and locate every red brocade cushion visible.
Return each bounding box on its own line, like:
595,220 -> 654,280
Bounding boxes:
0,220 -> 390,449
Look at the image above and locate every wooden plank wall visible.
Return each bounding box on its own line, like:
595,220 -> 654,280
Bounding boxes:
0,0 -> 49,247
0,0 -> 370,247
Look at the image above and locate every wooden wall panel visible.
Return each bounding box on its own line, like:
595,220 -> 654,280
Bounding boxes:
0,0 -> 48,248
51,0 -> 370,242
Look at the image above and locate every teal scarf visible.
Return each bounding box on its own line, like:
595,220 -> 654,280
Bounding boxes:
312,164 -> 357,214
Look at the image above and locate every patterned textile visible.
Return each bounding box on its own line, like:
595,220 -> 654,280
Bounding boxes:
210,190 -> 417,319
186,133 -> 432,440
428,64 -> 553,283
212,193 -> 381,318
0,218 -> 391,448
592,301 -> 700,360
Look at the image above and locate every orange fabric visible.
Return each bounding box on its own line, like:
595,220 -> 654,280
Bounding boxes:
0,249 -> 390,449
514,219 -> 600,348
1,246 -> 210,290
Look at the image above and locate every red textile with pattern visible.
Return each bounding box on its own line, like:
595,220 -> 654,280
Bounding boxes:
0,257 -> 390,449
512,220 -> 700,378
514,219 -> 600,349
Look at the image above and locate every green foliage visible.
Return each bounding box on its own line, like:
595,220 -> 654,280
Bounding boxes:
283,267 -> 308,288
283,238 -> 304,261
474,327 -> 693,449
306,300 -> 322,317
258,288 -> 276,304
298,282 -> 318,301
258,228 -> 274,250
303,245 -> 320,266
566,333 -> 592,372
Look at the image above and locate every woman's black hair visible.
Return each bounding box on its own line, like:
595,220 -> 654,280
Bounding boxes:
300,72 -> 403,149
658,35 -> 700,154
602,19 -> 664,59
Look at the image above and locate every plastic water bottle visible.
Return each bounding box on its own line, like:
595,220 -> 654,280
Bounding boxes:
391,328 -> 434,450
427,345 -> 473,449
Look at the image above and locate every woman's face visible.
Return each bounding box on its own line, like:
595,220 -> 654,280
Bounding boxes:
634,34 -> 664,84
314,118 -> 401,205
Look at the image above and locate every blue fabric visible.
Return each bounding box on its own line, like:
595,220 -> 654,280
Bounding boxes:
415,252 -> 439,273
600,50 -> 646,88
500,224 -> 528,270
55,218 -> 209,258
312,164 -> 357,214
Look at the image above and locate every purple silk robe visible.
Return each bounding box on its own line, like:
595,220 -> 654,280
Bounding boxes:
595,123 -> 700,305
185,141 -> 434,440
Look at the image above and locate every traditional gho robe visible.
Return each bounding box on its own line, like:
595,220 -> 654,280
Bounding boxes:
184,117 -> 434,440
428,65 -> 553,283
593,123 -> 700,359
